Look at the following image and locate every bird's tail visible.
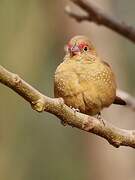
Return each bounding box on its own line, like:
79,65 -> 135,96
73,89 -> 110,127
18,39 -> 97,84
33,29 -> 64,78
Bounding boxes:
113,96 -> 126,105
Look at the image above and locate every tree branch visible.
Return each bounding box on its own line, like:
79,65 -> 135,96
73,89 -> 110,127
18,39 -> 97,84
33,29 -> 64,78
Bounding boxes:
0,65 -> 135,148
65,0 -> 135,43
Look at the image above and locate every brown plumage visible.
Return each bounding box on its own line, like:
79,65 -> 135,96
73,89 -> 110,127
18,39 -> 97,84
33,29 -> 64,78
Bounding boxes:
54,36 -> 126,115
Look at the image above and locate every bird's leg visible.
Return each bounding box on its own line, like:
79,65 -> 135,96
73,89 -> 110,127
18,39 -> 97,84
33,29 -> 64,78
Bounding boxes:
97,112 -> 105,126
60,107 -> 80,127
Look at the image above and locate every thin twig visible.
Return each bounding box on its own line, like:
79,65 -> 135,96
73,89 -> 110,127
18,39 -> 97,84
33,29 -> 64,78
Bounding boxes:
65,6 -> 90,22
0,65 -> 135,148
65,0 -> 135,43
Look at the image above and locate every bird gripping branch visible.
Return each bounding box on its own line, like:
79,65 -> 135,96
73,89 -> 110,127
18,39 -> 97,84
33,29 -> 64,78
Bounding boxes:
54,36 -> 126,117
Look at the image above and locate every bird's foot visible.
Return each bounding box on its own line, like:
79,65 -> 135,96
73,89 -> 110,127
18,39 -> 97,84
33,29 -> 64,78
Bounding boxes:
70,106 -> 80,113
60,106 -> 80,126
61,120 -> 68,126
97,112 -> 105,126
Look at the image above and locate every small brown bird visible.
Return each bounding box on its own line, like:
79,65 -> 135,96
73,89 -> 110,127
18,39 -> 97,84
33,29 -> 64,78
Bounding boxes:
54,36 -> 126,116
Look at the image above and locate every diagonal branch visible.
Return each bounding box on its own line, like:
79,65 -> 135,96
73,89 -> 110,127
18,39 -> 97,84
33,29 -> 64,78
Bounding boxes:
65,0 -> 135,43
0,65 -> 135,149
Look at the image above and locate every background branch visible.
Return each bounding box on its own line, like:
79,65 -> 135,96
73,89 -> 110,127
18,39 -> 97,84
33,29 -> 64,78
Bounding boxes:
66,0 -> 135,43
0,65 -> 135,149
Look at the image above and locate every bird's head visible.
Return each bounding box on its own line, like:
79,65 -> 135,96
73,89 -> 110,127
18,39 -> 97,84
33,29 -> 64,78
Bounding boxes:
65,35 -> 97,57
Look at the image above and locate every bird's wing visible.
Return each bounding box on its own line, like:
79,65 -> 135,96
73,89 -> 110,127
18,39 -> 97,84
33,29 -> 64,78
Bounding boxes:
102,61 -> 126,105
101,61 -> 111,68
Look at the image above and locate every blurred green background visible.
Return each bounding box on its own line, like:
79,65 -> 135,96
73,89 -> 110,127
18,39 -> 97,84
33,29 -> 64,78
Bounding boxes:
0,0 -> 135,180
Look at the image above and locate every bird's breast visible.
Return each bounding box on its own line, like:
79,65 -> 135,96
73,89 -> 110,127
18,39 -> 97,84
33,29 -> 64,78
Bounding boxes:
54,60 -> 116,115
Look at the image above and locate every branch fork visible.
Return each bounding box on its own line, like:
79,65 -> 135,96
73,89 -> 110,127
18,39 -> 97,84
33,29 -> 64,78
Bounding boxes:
66,0 -> 135,43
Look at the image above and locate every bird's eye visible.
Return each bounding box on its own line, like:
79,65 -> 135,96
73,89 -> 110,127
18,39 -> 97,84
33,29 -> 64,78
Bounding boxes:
83,46 -> 88,51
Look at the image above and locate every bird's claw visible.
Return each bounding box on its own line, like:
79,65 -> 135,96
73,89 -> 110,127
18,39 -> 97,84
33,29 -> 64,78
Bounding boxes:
61,120 -> 68,126
70,106 -> 80,113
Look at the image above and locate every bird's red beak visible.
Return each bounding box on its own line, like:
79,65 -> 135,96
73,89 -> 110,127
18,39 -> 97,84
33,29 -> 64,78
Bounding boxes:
70,46 -> 80,56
